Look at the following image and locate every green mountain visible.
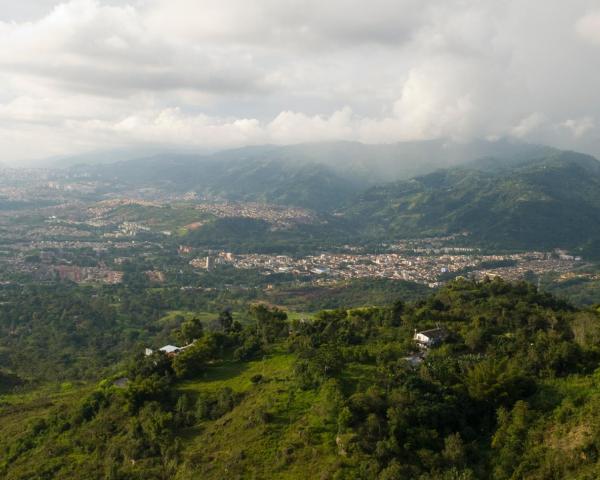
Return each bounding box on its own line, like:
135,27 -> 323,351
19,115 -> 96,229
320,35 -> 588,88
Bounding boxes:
3,279 -> 600,479
78,153 -> 360,211
201,139 -> 554,184
73,139 -> 552,211
346,151 -> 600,251
69,142 -> 600,253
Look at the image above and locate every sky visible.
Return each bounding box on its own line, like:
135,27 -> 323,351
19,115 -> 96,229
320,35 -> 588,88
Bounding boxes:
1,0 -> 600,164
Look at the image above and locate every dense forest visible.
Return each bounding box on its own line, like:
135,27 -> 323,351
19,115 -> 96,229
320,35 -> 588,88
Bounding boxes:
3,278 -> 600,479
346,151 -> 600,253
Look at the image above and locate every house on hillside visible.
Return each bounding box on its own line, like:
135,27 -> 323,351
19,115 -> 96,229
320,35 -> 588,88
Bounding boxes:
159,345 -> 182,355
145,342 -> 195,357
414,327 -> 447,348
145,344 -> 181,357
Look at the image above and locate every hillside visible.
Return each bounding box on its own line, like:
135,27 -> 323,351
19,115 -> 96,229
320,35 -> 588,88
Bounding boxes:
71,139 -> 552,211
346,151 -> 600,252
63,144 -> 600,254
77,154 -> 359,211
3,279 -> 600,479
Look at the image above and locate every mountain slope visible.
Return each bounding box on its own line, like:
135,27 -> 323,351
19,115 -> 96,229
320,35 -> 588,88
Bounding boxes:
3,279 -> 600,479
77,154 -> 360,211
71,139 -> 553,211
346,151 -> 600,250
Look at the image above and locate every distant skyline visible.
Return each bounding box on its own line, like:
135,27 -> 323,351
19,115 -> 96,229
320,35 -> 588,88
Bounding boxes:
1,0 -> 600,163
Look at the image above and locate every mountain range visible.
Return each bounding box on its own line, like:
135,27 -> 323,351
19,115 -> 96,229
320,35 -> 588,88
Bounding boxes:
72,139 -> 554,207
69,140 -> 600,253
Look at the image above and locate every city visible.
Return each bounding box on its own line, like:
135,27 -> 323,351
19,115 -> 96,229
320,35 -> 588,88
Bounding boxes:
192,247 -> 582,287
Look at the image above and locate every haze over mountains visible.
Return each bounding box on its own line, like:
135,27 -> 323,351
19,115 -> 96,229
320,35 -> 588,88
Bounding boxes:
50,138 -> 600,255
64,138 -> 557,208
67,138 -> 556,186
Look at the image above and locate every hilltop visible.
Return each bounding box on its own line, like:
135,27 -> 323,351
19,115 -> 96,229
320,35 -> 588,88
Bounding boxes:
3,279 -> 600,479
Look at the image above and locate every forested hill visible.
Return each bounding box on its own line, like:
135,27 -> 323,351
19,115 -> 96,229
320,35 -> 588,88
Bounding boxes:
70,139 -> 553,211
4,278 -> 600,479
77,154 -> 360,211
345,150 -> 600,253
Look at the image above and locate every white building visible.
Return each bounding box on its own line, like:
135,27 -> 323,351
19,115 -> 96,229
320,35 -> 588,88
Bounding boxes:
414,328 -> 447,348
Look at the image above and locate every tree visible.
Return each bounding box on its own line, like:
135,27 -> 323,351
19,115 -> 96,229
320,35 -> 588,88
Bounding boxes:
218,309 -> 234,332
443,433 -> 466,467
491,401 -> 532,480
172,335 -> 216,379
390,299 -> 405,326
179,317 -> 204,344
250,304 -> 288,345
465,358 -> 534,409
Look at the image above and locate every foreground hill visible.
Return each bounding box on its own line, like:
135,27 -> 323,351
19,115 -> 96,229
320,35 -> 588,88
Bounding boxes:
346,151 -> 600,253
3,279 -> 600,479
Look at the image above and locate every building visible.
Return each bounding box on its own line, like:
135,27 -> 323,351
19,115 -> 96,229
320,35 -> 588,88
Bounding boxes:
414,327 -> 447,348
159,345 -> 182,355
205,256 -> 214,271
145,342 -> 195,357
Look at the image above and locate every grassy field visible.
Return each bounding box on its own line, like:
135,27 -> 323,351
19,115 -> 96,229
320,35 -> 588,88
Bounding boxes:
176,351 -> 344,479
0,382 -> 94,461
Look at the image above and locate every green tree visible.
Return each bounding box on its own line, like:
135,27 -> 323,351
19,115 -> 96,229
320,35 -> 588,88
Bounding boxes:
179,317 -> 204,344
250,304 -> 288,344
218,309 -> 234,332
172,335 -> 216,379
465,358 -> 534,408
491,401 -> 532,480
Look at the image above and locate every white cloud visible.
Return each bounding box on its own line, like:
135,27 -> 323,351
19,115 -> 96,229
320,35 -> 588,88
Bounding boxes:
511,113 -> 547,139
561,117 -> 595,138
142,0 -> 425,49
576,11 -> 600,45
0,0 -> 600,163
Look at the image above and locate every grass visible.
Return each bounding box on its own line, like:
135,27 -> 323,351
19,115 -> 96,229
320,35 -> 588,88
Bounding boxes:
285,311 -> 315,322
158,310 -> 246,327
0,382 -> 94,458
179,351 -> 295,395
175,351 -> 346,479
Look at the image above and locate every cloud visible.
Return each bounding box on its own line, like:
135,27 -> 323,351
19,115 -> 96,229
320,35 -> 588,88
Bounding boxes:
1,0 -> 600,163
511,113 -> 547,139
143,0 -> 426,49
576,11 -> 600,45
0,0 -> 273,97
561,117 -> 595,138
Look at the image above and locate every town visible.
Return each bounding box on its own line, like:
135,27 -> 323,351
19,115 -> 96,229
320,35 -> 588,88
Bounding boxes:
0,167 -> 592,291
191,248 -> 582,287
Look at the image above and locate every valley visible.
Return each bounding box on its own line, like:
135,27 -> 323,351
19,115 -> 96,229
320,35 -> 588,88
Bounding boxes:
4,142 -> 600,480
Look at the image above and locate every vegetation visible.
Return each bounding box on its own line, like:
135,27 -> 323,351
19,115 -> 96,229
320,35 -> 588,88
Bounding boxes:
4,279 -> 600,478
346,151 -> 600,252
